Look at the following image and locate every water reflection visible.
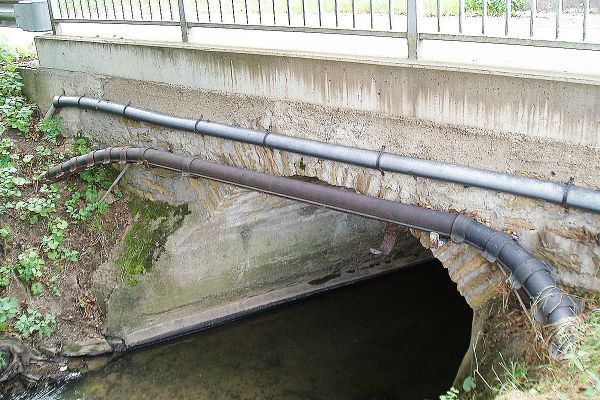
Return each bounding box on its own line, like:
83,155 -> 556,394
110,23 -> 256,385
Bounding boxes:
21,261 -> 472,400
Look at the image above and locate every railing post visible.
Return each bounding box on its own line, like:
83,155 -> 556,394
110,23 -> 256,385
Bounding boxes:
46,0 -> 57,34
178,0 -> 189,42
407,0 -> 421,59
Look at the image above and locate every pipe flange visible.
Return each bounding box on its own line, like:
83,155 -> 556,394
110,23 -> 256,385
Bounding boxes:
119,147 -> 131,164
450,214 -> 473,244
481,232 -> 513,263
180,156 -> 201,177
512,258 -> 552,287
102,148 -> 112,165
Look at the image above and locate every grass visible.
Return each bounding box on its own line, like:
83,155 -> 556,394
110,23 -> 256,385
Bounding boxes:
438,294 -> 600,400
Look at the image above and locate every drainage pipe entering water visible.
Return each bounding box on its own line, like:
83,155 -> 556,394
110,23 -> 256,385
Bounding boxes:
52,95 -> 600,213
46,147 -> 580,327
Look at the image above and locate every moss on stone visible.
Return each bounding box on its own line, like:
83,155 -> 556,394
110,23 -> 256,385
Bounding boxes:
116,194 -> 189,286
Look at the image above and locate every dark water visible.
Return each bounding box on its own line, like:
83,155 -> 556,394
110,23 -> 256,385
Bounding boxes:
21,261 -> 472,400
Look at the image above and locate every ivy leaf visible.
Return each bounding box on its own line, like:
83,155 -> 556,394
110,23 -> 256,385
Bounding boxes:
462,376 -> 476,392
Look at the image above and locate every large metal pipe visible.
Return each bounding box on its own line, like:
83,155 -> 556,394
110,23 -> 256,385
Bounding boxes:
52,95 -> 600,214
47,147 -> 580,326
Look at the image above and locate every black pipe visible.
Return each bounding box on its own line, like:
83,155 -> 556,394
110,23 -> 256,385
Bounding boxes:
46,147 -> 580,326
52,95 -> 600,213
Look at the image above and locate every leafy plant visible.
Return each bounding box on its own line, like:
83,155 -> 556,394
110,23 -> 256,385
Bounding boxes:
439,387 -> 459,400
0,96 -> 34,134
15,184 -> 59,224
36,116 -> 63,144
0,297 -> 19,330
0,353 -> 6,370
465,0 -> 526,16
43,217 -> 78,262
462,376 -> 476,392
0,224 -> 10,256
14,308 -> 55,338
0,264 -> 11,287
73,137 -> 92,156
30,281 -> 45,296
14,251 -> 44,282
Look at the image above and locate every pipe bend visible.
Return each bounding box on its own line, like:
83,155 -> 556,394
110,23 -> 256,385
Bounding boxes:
45,146 -> 581,326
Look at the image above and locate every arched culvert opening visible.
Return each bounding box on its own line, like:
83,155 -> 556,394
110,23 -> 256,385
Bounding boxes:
44,260 -> 473,399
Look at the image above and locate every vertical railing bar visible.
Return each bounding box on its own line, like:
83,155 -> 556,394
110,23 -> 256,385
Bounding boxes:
110,0 -> 116,18
505,0 -> 510,36
56,0 -> 64,17
194,0 -> 200,21
79,0 -> 85,18
302,0 -> 306,26
177,0 -> 189,40
555,0 -> 560,39
258,0 -> 262,24
271,0 -> 275,24
482,0 -> 487,34
407,0 -> 420,59
436,0 -> 441,32
529,0 -> 535,37
351,0 -> 355,28
169,0 -> 176,20
318,0 -> 322,26
369,0 -> 373,29
137,0 -> 143,19
148,0 -> 153,20
217,0 -> 223,21
388,0 -> 391,30
89,0 -> 95,18
127,0 -> 133,19
458,0 -> 464,34
244,0 -> 248,23
334,0 -> 338,27
231,0 -> 236,22
63,0 -> 70,18
47,0 -> 57,33
158,0 -> 165,20
583,0 -> 589,41
286,0 -> 290,25
119,0 -> 125,18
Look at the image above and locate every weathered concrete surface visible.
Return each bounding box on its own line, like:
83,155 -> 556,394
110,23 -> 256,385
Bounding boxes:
21,63 -> 600,298
94,183 -> 430,347
33,36 -> 600,147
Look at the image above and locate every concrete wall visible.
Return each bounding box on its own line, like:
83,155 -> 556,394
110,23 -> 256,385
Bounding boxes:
34,36 -> 600,148
20,37 -> 600,343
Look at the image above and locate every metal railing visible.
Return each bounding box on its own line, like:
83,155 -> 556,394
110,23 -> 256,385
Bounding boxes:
48,0 -> 599,58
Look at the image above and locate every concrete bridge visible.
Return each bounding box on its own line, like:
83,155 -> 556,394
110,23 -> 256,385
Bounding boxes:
19,31 -> 600,381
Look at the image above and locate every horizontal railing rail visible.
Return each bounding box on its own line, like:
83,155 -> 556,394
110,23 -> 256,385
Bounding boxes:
46,0 -> 600,59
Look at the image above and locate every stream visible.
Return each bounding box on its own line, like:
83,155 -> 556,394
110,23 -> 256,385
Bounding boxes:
16,260 -> 472,400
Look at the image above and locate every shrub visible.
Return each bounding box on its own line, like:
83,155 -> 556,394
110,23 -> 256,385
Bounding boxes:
465,0 -> 527,16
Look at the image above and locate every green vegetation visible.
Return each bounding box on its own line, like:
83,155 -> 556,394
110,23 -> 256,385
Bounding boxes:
116,195 -> 189,286
438,297 -> 600,400
0,42 -> 123,349
465,0 -> 526,17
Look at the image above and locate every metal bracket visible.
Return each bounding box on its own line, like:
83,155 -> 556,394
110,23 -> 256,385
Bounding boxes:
562,176 -> 574,209
370,222 -> 397,255
375,145 -> 386,176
